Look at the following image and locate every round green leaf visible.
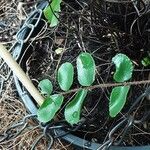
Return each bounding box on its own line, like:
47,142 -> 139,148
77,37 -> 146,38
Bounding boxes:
77,52 -> 96,86
112,54 -> 133,82
38,79 -> 53,96
43,0 -> 61,27
37,94 -> 64,123
109,86 -> 130,117
57,62 -> 74,91
65,89 -> 88,125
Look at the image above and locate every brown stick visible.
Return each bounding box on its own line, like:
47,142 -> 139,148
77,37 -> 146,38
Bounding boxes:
0,44 -> 44,106
60,80 -> 150,95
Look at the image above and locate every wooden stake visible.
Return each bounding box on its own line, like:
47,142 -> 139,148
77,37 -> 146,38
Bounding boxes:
0,44 -> 44,106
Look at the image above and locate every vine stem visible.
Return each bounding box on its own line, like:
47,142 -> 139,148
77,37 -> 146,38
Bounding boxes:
60,80 -> 150,95
0,44 -> 44,106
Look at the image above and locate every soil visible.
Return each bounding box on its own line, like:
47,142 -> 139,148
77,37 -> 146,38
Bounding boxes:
22,0 -> 150,147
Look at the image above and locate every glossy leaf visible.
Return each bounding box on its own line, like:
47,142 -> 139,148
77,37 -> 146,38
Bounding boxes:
65,89 -> 88,125
38,79 -> 53,96
37,94 -> 64,123
109,86 -> 130,117
77,52 -> 95,86
57,62 -> 74,91
112,54 -> 133,82
43,0 -> 61,27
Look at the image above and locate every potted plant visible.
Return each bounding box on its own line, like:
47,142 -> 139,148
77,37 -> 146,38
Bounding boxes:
1,0 -> 149,149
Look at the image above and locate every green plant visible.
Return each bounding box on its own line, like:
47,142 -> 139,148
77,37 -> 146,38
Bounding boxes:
112,54 -> 133,82
65,89 -> 88,125
141,56 -> 150,67
38,79 -> 53,97
77,53 -> 95,86
37,94 -> 64,122
109,54 -> 133,117
37,53 -> 134,125
57,62 -> 74,91
43,0 -> 62,27
109,86 -> 130,117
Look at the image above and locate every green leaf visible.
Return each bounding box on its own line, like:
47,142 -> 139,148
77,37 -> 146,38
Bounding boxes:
37,94 -> 64,123
141,56 -> 150,67
43,0 -> 61,27
38,79 -> 53,96
109,86 -> 130,117
77,52 -> 96,86
112,54 -> 133,82
57,62 -> 74,91
65,89 -> 88,125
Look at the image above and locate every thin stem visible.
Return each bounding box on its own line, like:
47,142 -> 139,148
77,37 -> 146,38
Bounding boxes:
60,80 -> 150,95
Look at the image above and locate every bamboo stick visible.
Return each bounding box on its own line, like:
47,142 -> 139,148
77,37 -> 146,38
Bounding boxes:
0,43 -> 44,106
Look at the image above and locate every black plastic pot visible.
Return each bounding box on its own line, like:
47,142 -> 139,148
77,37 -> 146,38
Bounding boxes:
13,1 -> 150,150
13,37 -> 150,150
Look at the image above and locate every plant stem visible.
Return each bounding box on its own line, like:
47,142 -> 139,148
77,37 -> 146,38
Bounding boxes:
0,44 -> 44,106
60,80 -> 150,95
